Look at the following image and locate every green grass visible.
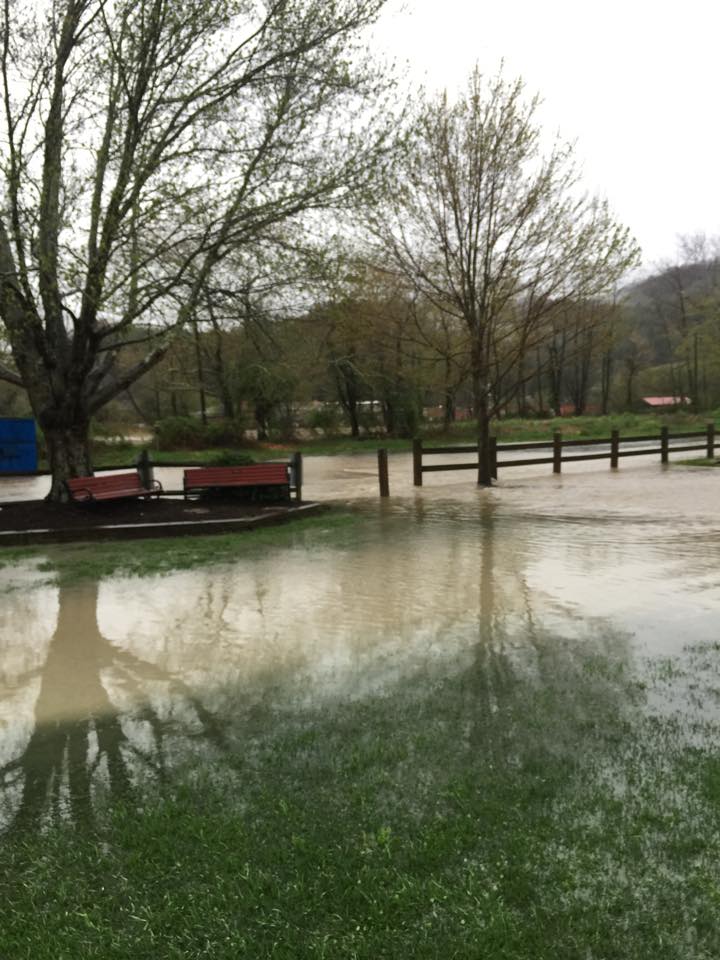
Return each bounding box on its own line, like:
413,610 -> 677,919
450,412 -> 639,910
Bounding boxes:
3,630 -> 720,958
679,457 -> 720,467
87,437 -> 413,467
0,510 -> 356,588
473,410 -> 716,444
80,412 -> 720,468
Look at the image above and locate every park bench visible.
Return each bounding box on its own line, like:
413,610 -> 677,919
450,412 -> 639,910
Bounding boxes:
66,471 -> 163,503
183,463 -> 293,501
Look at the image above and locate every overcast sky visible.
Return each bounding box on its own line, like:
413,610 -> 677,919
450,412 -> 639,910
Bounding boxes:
372,0 -> 720,271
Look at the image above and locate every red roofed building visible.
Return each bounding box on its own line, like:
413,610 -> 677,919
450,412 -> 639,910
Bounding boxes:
641,396 -> 691,409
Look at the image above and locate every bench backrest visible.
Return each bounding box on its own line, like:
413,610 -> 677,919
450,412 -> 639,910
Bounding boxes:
184,463 -> 289,487
67,472 -> 143,495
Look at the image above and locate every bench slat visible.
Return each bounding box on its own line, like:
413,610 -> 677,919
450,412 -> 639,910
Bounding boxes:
67,472 -> 161,502
184,465 -> 289,488
183,464 -> 290,497
68,474 -> 143,491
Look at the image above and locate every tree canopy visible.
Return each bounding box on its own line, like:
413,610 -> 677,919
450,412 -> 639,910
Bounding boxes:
0,0 -> 395,496
368,67 -> 640,481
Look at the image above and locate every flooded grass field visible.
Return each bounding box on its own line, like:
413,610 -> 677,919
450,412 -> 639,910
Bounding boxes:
2,456 -> 720,957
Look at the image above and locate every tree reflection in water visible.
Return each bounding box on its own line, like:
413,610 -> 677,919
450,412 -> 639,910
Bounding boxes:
415,498 -> 635,783
1,499 -> 636,833
1,582 -> 228,832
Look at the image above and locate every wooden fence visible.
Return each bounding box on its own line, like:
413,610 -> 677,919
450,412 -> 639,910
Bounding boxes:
412,424 -> 716,486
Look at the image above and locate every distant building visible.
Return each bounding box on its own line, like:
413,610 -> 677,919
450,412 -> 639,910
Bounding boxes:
641,396 -> 691,409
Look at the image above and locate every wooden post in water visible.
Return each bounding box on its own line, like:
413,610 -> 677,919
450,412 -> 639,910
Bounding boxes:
610,429 -> 620,469
553,431 -> 562,474
135,448 -> 153,489
707,422 -> 715,460
412,438 -> 423,487
291,451 -> 303,501
660,426 -> 669,464
377,448 -> 389,497
490,436 -> 498,480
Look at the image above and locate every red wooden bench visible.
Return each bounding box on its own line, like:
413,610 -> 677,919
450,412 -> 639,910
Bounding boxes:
183,463 -> 292,501
66,471 -> 163,503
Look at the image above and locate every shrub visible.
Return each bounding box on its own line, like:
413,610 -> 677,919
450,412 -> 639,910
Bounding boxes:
390,394 -> 423,438
204,420 -> 246,447
305,405 -> 342,435
204,450 -> 255,466
154,417 -> 246,450
268,404 -> 297,441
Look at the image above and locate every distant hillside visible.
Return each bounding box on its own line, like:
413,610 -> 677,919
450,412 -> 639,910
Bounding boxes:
624,258 -> 720,307
621,258 -> 720,366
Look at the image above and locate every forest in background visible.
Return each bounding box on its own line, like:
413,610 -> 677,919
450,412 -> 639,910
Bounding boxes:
4,237 -> 717,444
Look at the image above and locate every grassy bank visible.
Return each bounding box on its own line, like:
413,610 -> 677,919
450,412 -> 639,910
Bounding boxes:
0,510 -> 357,588
680,457 -> 720,467
3,629 -> 720,958
85,411 -> 720,467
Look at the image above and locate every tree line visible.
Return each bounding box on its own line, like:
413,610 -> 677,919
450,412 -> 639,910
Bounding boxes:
90,234 -> 720,453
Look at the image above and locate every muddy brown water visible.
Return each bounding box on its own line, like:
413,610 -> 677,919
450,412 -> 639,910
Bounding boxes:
1,454 -> 719,830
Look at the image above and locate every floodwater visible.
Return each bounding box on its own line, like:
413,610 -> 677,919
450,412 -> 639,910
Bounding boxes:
1,454 -> 720,831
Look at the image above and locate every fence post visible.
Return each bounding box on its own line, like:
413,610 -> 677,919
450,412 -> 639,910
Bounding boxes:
377,448 -> 389,497
135,448 -> 153,489
553,431 -> 562,474
412,438 -> 423,487
660,426 -> 669,465
490,436 -> 498,480
707,422 -> 716,460
291,451 -> 303,501
610,429 -> 620,469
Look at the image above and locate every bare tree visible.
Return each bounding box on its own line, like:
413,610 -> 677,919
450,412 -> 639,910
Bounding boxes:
0,0 -> 396,498
370,67 -> 640,483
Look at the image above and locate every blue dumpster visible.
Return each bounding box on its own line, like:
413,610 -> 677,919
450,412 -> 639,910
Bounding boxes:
0,418 -> 38,472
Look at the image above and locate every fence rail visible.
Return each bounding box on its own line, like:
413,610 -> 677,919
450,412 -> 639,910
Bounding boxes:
412,424 -> 716,486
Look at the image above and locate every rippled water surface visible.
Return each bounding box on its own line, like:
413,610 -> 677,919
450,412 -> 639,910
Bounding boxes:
2,455 -> 720,831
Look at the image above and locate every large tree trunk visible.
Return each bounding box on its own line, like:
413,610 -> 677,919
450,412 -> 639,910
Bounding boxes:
41,419 -> 93,502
